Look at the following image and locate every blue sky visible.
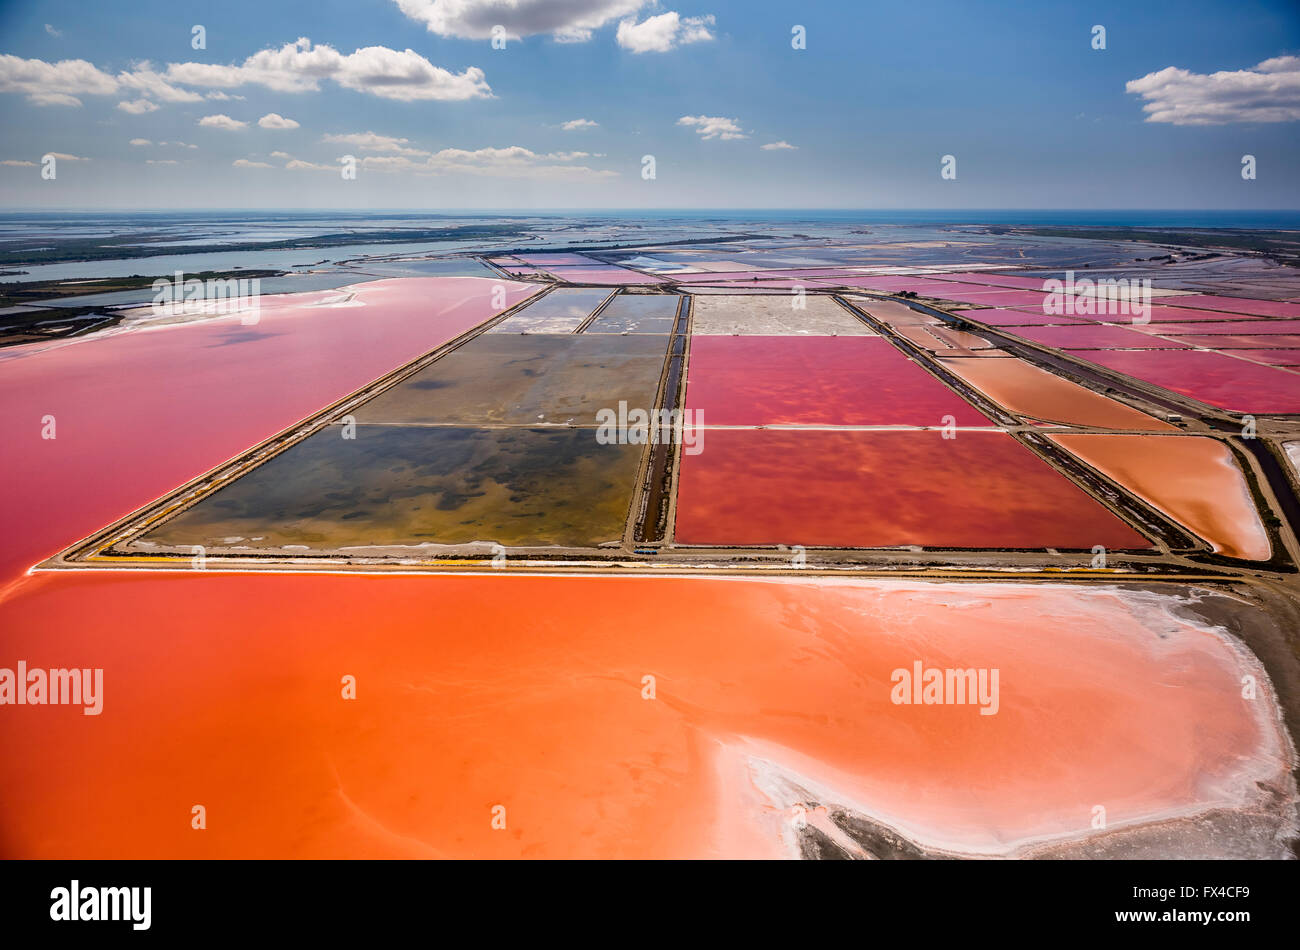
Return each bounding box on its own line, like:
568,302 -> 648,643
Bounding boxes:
1,0 -> 1297,209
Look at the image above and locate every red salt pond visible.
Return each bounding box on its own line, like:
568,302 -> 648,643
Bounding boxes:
1131,319 -> 1300,336
960,308 -> 1089,327
926,288 -> 1049,309
674,429 -> 1149,550
1164,295 -> 1300,319
1049,434 -> 1271,560
0,277 -> 540,586
1224,350 -> 1300,367
929,273 -> 1050,290
684,336 -> 992,427
810,275 -> 957,293
935,358 -> 1176,431
1179,334 -> 1300,349
1073,349 -> 1300,413
0,570 -> 1285,857
1044,303 -> 1236,324
1007,324 -> 1191,350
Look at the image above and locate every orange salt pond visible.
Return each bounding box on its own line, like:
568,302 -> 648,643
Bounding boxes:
936,357 -> 1176,430
1049,434 -> 1271,560
0,572 -> 1289,858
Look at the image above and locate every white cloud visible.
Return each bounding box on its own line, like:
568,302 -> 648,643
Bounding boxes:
233,158 -> 272,168
146,159 -> 179,165
1,159 -> 37,166
321,131 -> 428,155
616,12 -> 715,53
760,140 -> 797,150
561,118 -> 599,130
677,114 -> 746,140
164,37 -> 491,101
285,158 -> 333,171
353,143 -> 618,180
205,91 -> 245,100
395,0 -> 648,41
47,152 -> 89,161
258,112 -> 300,129
0,40 -> 489,110
1126,56 -> 1300,125
0,54 -> 117,106
117,98 -> 159,114
116,64 -> 203,103
200,114 -> 248,130
44,24 -> 62,38
129,138 -> 152,146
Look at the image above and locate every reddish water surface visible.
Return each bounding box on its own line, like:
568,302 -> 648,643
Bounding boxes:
684,336 -> 992,427
1223,350 -> 1300,367
927,288 -> 1050,309
1008,324 -> 1191,350
1050,434 -> 1271,559
0,277 -> 540,584
930,273 -> 1050,290
674,429 -> 1150,549
962,308 -> 1088,327
811,275 -> 958,293
1180,334 -> 1300,350
936,358 -> 1175,430
1132,319 -> 1300,336
1074,349 -> 1300,413
1041,303 -> 1237,324
1166,295 -> 1300,319
0,570 -> 1284,858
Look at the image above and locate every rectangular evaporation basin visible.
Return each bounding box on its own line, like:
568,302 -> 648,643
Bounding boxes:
684,336 -> 991,427
584,294 -> 681,333
1007,324 -> 1191,350
690,294 -> 873,335
1073,349 -> 1300,413
355,333 -> 670,426
488,287 -> 612,334
672,429 -> 1150,550
116,426 -> 645,554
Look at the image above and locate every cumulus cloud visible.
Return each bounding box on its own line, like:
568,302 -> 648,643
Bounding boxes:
616,12 -> 715,53
145,159 -> 179,165
258,112 -> 300,129
164,37 -> 491,101
0,54 -> 117,106
561,118 -> 599,130
199,114 -> 248,130
116,64 -> 204,103
117,98 -> 159,114
129,138 -> 152,146
395,0 -> 647,41
233,158 -> 272,168
321,131 -> 429,155
1126,56 -> 1300,125
760,140 -> 797,150
0,39 -> 489,110
677,114 -> 746,140
354,143 -> 618,180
